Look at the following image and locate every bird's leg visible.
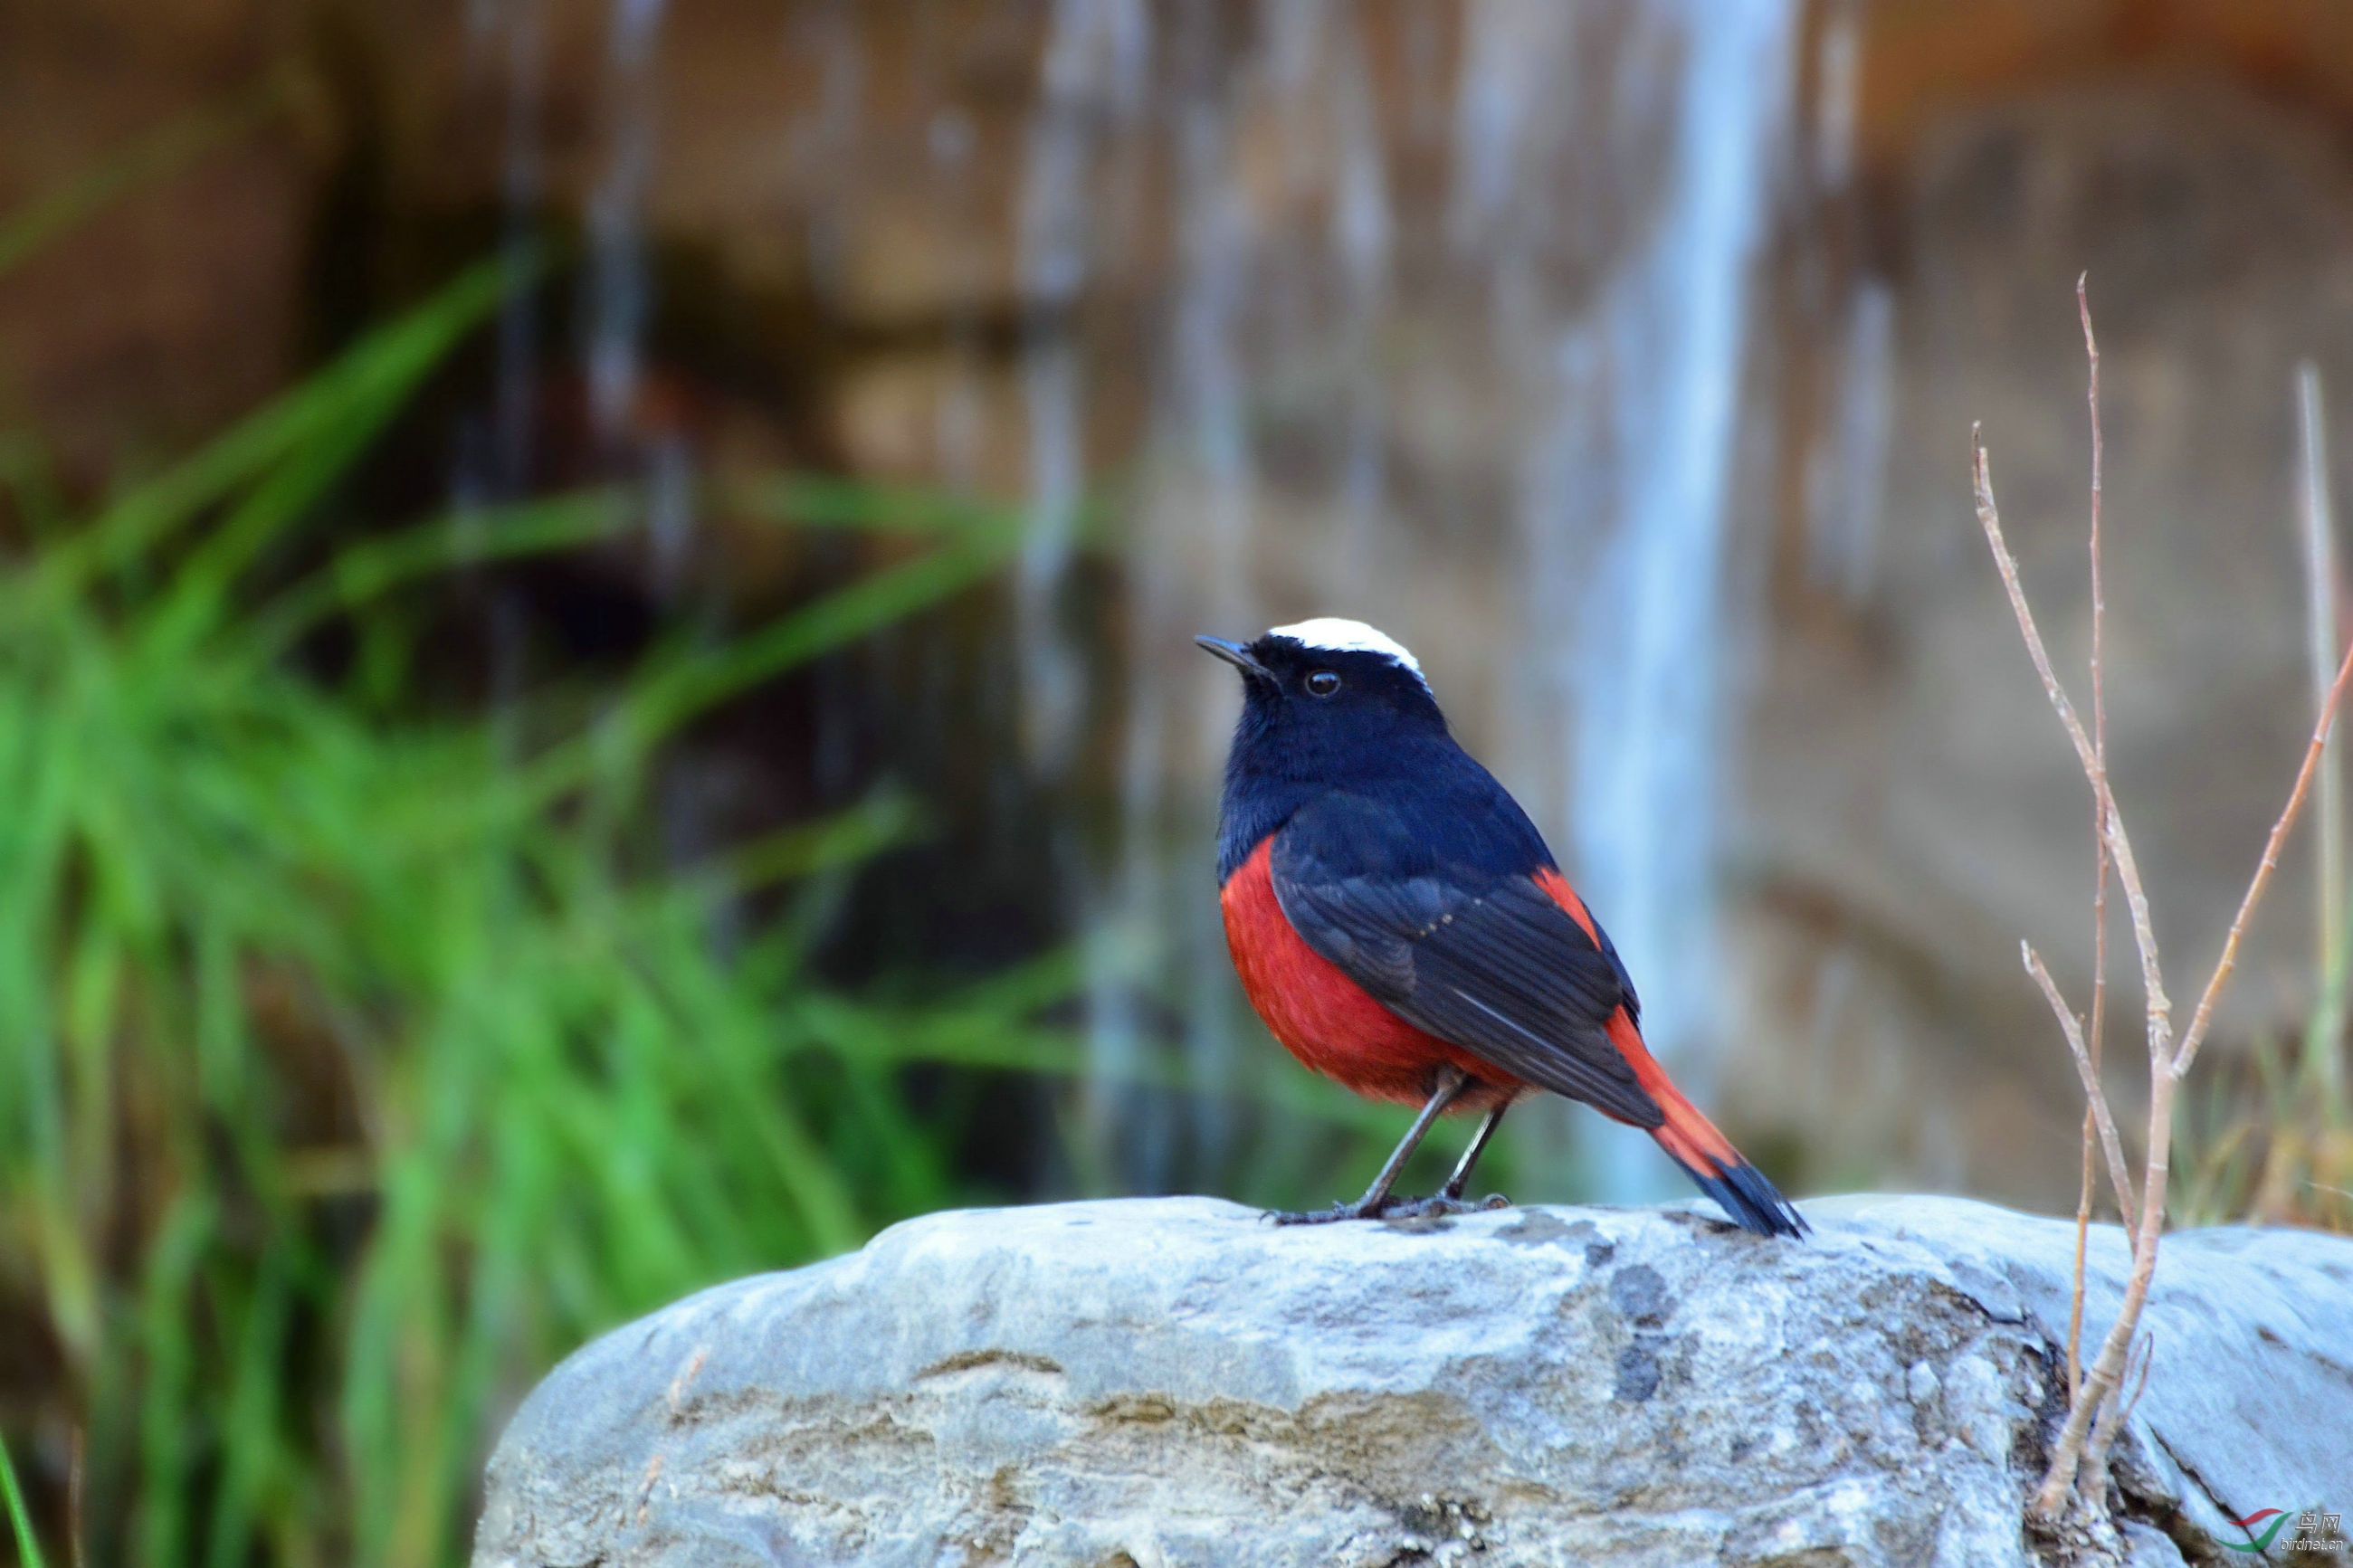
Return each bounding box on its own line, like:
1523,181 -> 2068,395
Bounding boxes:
1439,1101 -> 1510,1202
1379,1102 -> 1516,1221
1348,1072 -> 1462,1209
1269,1066 -> 1467,1225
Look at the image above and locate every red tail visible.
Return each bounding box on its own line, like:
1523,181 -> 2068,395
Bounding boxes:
1609,1010 -> 1805,1237
1533,869 -> 1804,1237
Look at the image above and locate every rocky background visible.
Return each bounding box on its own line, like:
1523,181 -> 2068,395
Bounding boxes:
7,0 -> 2353,1211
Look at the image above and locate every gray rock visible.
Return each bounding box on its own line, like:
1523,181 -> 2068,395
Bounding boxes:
472,1195 -> 2352,1568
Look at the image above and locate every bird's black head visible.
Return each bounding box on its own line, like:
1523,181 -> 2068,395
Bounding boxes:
1198,619 -> 1453,878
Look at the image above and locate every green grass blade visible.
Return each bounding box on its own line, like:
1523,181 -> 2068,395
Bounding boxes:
0,432 -> 69,543
205,1250 -> 294,1568
0,1426 -> 44,1568
0,69 -> 295,280
135,1196 -> 216,1568
498,537 -> 1009,814
45,252 -> 519,594
139,365 -> 433,659
646,791 -> 923,918
720,473 -> 1032,543
624,539 -> 1012,742
237,489 -> 632,662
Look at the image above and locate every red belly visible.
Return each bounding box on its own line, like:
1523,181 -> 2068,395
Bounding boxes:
1220,839 -> 1521,1108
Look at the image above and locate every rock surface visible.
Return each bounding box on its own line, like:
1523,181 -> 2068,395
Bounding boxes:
472,1195 -> 2352,1568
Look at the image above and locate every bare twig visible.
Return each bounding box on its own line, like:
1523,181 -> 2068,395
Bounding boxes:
1971,432 -> 2174,1056
2082,1329 -> 2158,1484
2068,1122 -> 2093,1402
2072,274 -> 2112,1401
2024,943 -> 2137,1225
2121,1332 -> 2155,1430
2170,638 -> 2353,1085
2042,1043 -> 2177,1517
1977,423 -> 2170,1516
1983,357 -> 2353,1515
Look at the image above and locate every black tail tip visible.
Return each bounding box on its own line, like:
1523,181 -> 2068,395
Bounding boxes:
1679,1155 -> 1808,1239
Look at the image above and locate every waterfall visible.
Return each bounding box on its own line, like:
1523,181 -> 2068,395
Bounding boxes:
1444,0 -> 1798,1199
1008,0 -> 1156,1182
586,0 -> 669,444
491,0 -> 546,502
1561,1 -> 1793,1202
1017,0 -> 1151,777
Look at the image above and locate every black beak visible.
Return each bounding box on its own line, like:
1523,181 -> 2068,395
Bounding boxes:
1196,634 -> 1272,680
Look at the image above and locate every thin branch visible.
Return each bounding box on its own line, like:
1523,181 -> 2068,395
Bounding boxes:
2082,1329 -> 2158,1484
2035,1027 -> 2175,1518
2074,273 -> 2111,1399
2119,1332 -> 2157,1431
2069,1107 -> 2094,1401
2082,280 -> 2110,1034
1982,293 -> 2341,1521
2170,636 -> 2353,1083
2024,943 -> 2138,1226
1972,432 -> 2175,1057
1978,410 -> 2172,1520
2002,468 -> 2342,1522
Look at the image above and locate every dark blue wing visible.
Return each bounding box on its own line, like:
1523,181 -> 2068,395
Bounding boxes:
1269,788 -> 1661,1126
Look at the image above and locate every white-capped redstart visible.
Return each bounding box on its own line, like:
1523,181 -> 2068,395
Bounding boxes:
1201,618 -> 1805,1236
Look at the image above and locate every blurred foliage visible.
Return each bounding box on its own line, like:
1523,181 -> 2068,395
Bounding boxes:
2177,607 -> 2353,1232
0,69 -> 300,283
2,1433 -> 39,1568
0,255 -> 1103,1566
2176,993 -> 2353,1232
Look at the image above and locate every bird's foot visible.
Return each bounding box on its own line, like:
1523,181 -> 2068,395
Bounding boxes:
1384,1192 -> 1513,1221
1264,1196 -> 1395,1226
1262,1192 -> 1510,1226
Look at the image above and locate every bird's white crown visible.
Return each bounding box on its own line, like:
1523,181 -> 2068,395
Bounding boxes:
1266,618 -> 1426,684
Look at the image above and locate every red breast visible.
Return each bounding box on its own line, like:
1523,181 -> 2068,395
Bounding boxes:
1220,837 -> 1523,1109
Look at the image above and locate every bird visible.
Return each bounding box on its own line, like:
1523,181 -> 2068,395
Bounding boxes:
1198,617 -> 1806,1238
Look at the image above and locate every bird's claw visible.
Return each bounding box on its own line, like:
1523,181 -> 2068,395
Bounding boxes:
1262,1191 -> 1511,1225
1383,1192 -> 1512,1221
1263,1198 -> 1392,1226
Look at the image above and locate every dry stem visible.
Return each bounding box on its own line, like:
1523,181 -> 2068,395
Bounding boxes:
2072,274 -> 2111,1402
2172,639 -> 2353,1086
2082,1329 -> 2156,1484
2024,943 -> 2136,1223
1977,390 -> 2353,1517
1969,434 -> 2173,1053
1975,429 -> 2164,1515
1967,434 -> 2165,1052
2299,363 -> 2344,1093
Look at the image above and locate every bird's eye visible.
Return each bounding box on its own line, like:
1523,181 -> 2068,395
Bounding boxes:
1305,670 -> 1341,697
